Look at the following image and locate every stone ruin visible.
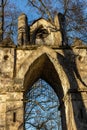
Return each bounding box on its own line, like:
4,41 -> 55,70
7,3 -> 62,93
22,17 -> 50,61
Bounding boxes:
0,13 -> 87,130
18,13 -> 67,46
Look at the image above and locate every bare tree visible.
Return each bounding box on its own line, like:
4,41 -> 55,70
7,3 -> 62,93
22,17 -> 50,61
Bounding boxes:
0,0 -> 6,40
27,0 -> 87,44
60,0 -> 87,43
24,79 -> 62,130
0,0 -> 21,42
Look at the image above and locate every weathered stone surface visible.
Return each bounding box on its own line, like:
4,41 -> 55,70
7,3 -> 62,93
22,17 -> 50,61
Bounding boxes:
0,13 -> 87,130
0,94 -> 6,129
18,13 -> 29,45
30,18 -> 62,46
0,45 -> 87,130
0,92 -> 23,130
18,13 -> 67,46
0,48 -> 14,78
0,37 -> 15,47
6,92 -> 23,130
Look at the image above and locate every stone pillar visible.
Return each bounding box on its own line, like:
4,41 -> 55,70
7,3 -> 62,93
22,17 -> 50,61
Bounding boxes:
54,14 -> 60,29
18,13 -> 29,46
54,14 -> 62,46
62,89 -> 87,130
63,93 -> 77,130
54,13 -> 68,46
59,13 -> 68,45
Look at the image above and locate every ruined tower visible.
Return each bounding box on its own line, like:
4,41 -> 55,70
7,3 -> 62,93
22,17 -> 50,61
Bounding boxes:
18,13 -> 67,46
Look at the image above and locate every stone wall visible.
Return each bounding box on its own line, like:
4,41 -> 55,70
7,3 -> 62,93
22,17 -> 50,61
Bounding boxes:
0,10 -> 87,130
0,44 -> 87,130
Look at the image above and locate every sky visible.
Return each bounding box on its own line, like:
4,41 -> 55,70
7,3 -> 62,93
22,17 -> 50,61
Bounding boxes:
10,0 -> 63,24
7,0 -> 87,43
10,0 -> 29,15
11,0 -> 40,24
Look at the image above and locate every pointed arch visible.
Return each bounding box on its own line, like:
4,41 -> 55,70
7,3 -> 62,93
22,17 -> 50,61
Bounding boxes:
17,46 -> 70,100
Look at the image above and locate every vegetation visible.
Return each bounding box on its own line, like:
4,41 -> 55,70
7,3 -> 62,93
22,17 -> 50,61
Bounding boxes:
0,0 -> 87,44
27,0 -> 87,44
0,0 -> 21,42
24,79 -> 61,130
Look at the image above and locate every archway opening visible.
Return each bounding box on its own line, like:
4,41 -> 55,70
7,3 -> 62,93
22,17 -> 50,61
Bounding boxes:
23,53 -> 66,130
24,79 -> 62,130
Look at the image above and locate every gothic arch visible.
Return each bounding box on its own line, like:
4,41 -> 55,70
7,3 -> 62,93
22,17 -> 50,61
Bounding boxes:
17,46 -> 70,98
17,46 -> 75,130
24,53 -> 64,98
